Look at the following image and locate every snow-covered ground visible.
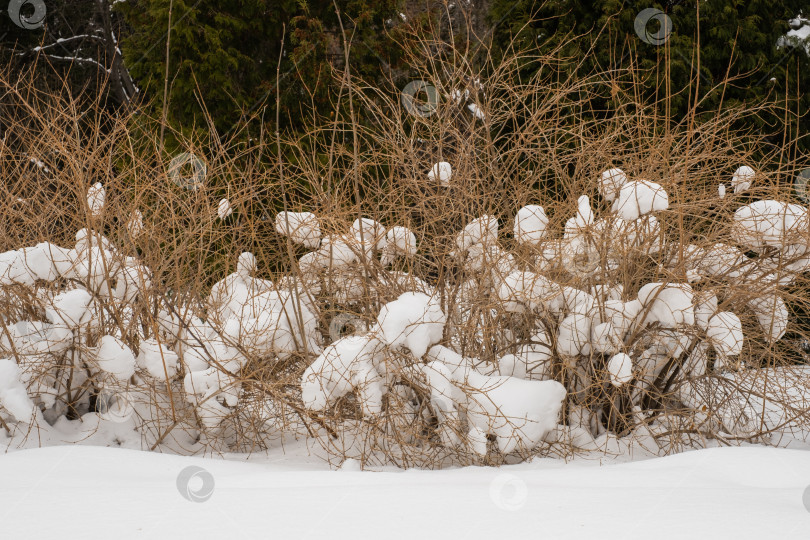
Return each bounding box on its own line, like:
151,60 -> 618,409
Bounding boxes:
3,158 -> 810,538
0,444 -> 808,539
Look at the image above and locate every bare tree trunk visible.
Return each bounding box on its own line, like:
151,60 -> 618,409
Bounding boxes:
96,0 -> 139,108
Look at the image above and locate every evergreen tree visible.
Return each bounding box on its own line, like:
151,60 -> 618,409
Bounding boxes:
116,0 -> 401,139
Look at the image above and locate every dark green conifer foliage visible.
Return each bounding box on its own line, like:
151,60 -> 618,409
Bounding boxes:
489,0 -> 810,152
117,0 -> 401,138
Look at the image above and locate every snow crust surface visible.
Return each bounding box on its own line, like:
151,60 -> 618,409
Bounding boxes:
0,445 -> 807,539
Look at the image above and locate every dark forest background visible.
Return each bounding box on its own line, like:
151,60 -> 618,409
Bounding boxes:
0,1 -> 807,151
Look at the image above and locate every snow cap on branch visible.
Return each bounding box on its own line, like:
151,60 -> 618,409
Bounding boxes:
612,180 -> 668,220
375,292 -> 445,359
514,205 -> 548,246
275,211 -> 321,249
427,162 -> 452,185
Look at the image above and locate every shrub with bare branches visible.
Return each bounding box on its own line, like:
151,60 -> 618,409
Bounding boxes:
0,29 -> 808,468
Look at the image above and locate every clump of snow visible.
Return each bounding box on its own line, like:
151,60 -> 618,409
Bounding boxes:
731,166 -> 755,194
557,313 -> 592,356
178,345 -> 211,373
604,298 -> 642,337
74,228 -> 115,253
637,282 -> 695,328
350,218 -> 387,250
590,322 -> 621,354
16,243 -> 62,282
425,345 -> 479,380
731,200 -> 808,253
0,250 -> 33,286
1,321 -> 71,358
217,198 -> 233,220
706,311 -> 743,358
275,211 -> 321,248
427,162 -> 452,185
467,103 -> 485,121
778,15 -> 810,55
693,291 -> 718,331
45,289 -> 94,329
449,88 -> 470,105
113,261 -> 152,303
301,335 -> 384,417
87,182 -> 105,216
498,329 -> 553,380
416,361 -> 464,447
747,294 -> 789,343
184,366 -> 238,429
608,353 -> 633,387
381,226 -> 417,266
375,292 -> 445,359
94,335 -> 136,381
461,369 -> 566,455
599,168 -> 627,202
418,347 -> 566,455
227,288 -> 321,359
237,251 -> 256,280
310,235 -> 358,270
513,205 -> 548,246
456,216 -> 498,251
208,272 -> 252,322
564,195 -> 594,236
137,339 -> 179,379
0,359 -> 35,421
612,180 -> 668,220
498,271 -> 561,312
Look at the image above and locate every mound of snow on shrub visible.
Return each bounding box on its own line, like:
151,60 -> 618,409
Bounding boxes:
375,292 -> 445,359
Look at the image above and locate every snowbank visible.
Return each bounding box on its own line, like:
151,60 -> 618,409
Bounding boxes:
0,445 -> 807,539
